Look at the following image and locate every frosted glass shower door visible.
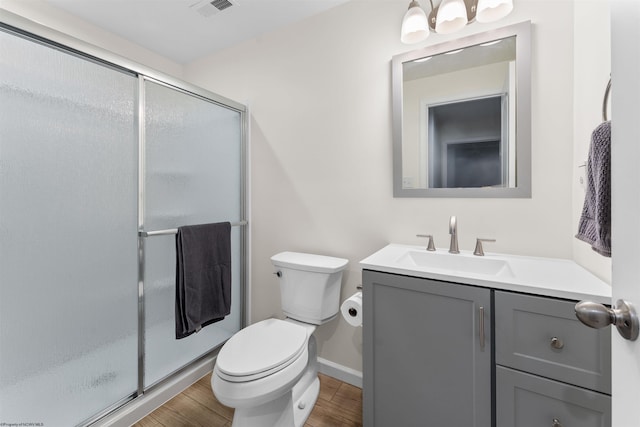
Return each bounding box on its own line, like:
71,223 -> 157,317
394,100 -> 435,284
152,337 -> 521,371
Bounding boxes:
143,80 -> 242,387
0,31 -> 138,425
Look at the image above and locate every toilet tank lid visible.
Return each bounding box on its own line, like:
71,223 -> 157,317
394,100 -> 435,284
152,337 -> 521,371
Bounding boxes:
271,252 -> 348,273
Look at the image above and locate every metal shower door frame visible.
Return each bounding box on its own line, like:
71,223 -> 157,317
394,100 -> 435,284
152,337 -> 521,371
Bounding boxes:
0,9 -> 248,426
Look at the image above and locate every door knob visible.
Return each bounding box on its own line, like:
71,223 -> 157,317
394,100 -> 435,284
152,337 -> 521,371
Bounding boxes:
575,299 -> 639,341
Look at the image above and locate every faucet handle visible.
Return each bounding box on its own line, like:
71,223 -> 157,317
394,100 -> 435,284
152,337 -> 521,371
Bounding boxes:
474,238 -> 496,256
416,234 -> 436,251
449,216 -> 457,234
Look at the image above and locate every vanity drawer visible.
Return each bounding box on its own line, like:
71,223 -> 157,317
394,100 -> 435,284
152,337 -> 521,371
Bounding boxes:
496,366 -> 611,427
495,291 -> 611,394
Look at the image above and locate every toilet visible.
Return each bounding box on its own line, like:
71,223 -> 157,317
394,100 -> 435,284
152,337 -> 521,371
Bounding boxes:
211,251 -> 349,427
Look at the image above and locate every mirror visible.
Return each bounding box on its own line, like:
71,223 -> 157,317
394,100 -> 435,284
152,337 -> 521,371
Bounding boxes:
393,22 -> 531,198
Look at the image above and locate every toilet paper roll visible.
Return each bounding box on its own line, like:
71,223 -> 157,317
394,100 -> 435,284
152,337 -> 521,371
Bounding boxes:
340,292 -> 363,327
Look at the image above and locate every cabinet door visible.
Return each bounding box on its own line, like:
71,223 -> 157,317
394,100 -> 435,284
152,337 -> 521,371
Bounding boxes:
363,270 -> 491,427
496,366 -> 611,427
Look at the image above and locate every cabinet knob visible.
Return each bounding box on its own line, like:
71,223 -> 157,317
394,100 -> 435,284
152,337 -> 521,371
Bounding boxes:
552,418 -> 562,427
550,336 -> 564,349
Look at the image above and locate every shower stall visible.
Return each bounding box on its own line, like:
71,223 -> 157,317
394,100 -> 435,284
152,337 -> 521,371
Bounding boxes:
0,12 -> 246,426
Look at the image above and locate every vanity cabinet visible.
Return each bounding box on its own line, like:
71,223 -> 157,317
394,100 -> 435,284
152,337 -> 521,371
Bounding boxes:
362,270 -> 492,427
362,270 -> 612,427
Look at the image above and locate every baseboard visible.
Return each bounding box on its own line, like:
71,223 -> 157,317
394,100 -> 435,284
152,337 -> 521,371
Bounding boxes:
317,357 -> 363,389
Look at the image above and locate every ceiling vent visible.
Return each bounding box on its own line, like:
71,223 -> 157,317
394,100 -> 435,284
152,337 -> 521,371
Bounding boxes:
187,0 -> 238,18
211,0 -> 233,11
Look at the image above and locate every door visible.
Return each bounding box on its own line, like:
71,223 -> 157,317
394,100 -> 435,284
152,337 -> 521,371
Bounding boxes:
0,28 -> 138,425
610,3 -> 640,426
142,79 -> 243,388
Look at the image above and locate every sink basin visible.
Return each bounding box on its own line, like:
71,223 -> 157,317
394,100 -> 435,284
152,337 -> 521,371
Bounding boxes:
396,250 -> 513,277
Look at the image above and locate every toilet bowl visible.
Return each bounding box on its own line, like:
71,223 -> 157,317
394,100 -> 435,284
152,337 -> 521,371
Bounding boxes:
211,252 -> 348,427
212,318 -> 318,426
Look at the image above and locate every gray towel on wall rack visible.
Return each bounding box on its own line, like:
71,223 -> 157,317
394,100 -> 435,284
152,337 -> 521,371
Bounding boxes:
175,222 -> 232,339
576,121 -> 611,257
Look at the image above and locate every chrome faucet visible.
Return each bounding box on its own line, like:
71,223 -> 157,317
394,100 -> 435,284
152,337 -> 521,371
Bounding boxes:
449,216 -> 459,254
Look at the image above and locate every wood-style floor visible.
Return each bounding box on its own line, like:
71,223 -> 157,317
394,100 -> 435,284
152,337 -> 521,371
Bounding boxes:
133,373 -> 363,427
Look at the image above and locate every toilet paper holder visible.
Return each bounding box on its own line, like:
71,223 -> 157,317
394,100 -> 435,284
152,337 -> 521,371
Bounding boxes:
341,289 -> 363,327
349,286 -> 363,317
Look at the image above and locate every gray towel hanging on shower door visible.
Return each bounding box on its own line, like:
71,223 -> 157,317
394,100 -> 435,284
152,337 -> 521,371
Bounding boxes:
175,222 -> 232,339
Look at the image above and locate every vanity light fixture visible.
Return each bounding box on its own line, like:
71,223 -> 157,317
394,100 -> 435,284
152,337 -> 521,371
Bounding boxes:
436,0 -> 468,34
400,0 -> 431,44
400,0 -> 514,44
476,0 -> 514,23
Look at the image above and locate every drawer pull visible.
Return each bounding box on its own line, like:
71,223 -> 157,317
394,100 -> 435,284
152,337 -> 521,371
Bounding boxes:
479,306 -> 485,350
552,418 -> 562,427
550,336 -> 564,349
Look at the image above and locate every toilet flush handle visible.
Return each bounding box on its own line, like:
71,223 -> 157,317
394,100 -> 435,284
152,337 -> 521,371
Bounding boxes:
274,271 -> 282,278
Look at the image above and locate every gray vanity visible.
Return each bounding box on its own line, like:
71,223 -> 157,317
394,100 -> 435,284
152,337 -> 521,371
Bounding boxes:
361,244 -> 612,427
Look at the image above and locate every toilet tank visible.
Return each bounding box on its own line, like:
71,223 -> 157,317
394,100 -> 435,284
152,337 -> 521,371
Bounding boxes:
271,252 -> 348,325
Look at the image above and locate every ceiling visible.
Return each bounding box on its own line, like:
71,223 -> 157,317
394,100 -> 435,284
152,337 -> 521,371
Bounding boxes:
43,0 -> 350,64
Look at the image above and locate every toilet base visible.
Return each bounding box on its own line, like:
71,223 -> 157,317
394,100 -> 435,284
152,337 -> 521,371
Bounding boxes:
229,336 -> 320,427
229,376 -> 319,427
292,377 -> 320,427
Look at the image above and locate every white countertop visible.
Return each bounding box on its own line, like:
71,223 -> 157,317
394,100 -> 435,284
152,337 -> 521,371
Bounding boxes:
360,244 -> 612,304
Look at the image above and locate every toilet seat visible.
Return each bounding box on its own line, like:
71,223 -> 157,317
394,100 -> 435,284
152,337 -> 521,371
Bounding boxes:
216,319 -> 308,383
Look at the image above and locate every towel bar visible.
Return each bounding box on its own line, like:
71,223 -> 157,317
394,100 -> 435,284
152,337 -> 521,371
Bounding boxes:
139,221 -> 247,237
602,77 -> 611,122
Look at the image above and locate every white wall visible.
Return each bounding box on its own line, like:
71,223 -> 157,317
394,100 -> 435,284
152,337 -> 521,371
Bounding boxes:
184,0 -> 597,373
572,1 -> 612,283
0,0 -> 184,78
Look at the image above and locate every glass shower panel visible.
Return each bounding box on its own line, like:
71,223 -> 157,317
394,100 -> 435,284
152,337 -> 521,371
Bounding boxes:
0,31 -> 138,425
143,80 -> 242,387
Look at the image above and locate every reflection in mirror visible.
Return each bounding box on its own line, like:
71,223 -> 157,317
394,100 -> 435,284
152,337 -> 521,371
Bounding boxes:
427,95 -> 508,188
392,22 -> 531,198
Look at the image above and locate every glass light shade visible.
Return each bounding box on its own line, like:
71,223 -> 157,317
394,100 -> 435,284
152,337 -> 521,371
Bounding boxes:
435,0 -> 468,34
401,2 -> 430,44
476,0 -> 513,23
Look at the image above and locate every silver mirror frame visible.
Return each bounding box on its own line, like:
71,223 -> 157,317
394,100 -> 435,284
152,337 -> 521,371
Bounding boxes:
392,21 -> 532,198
